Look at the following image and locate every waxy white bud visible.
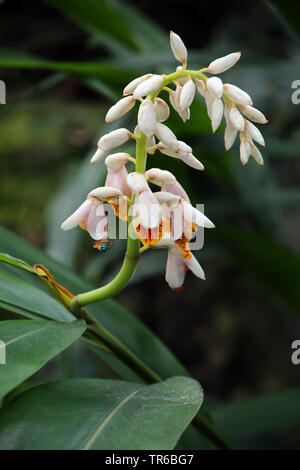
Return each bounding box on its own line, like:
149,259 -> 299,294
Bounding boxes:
146,168 -> 176,185
90,148 -> 108,164
206,76 -> 223,99
229,107 -> 245,131
182,200 -> 215,228
138,99 -> 157,137
207,52 -> 241,74
195,78 -> 206,97
154,191 -> 181,206
181,153 -> 204,171
224,123 -> 237,150
105,96 -> 135,123
89,186 -> 124,200
155,122 -> 178,149
204,90 -> 214,119
245,120 -> 265,146
239,105 -> 268,124
98,128 -> 130,151
123,74 -> 151,96
127,172 -> 149,195
105,153 -> 131,171
211,99 -> 224,133
249,142 -> 264,165
154,98 -> 170,122
170,31 -> 187,64
224,84 -> 252,106
133,75 -> 163,98
179,80 -> 195,110
239,135 -> 251,166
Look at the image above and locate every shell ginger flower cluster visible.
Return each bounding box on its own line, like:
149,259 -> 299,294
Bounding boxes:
61,31 -> 268,292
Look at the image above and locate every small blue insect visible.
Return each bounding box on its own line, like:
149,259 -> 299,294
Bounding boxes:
99,240 -> 112,252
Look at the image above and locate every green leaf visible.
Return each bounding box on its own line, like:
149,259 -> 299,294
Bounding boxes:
0,267 -> 74,322
212,387 -> 300,439
0,254 -> 34,273
0,377 -> 203,450
214,224 -> 300,313
0,225 -> 188,379
0,320 -> 86,401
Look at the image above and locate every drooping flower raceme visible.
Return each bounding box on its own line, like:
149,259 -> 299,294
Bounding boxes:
61,31 -> 268,293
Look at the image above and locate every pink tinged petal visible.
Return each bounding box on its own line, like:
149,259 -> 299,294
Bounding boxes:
165,249 -> 186,289
105,167 -> 128,195
181,153 -> 204,170
170,31 -> 188,64
229,107 -> 245,131
185,254 -> 205,280
105,96 -> 135,123
123,74 -> 152,96
136,191 -> 161,229
245,120 -> 265,146
182,201 -> 215,228
138,98 -> 157,137
133,75 -> 163,98
224,84 -> 252,106
155,122 -> 178,149
206,77 -> 223,99
224,123 -> 237,150
171,204 -> 185,240
179,80 -> 195,110
207,52 -> 241,74
164,182 -> 190,202
86,201 -> 107,240
211,99 -> 224,133
91,148 -> 108,164
61,199 -> 92,231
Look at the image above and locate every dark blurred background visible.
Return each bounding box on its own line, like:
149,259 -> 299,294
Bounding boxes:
1,0 -> 300,448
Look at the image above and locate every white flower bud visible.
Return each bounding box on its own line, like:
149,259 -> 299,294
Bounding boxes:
179,80 -> 195,110
229,108 -> 245,131
105,96 -> 135,123
146,168 -> 176,185
98,128 -> 130,151
224,123 -> 237,150
155,122 -> 178,150
240,135 -> 251,166
249,142 -> 264,165
154,98 -> 170,122
90,148 -> 108,164
170,31 -> 188,64
181,153 -> 204,171
224,84 -> 252,106
204,90 -> 214,119
123,74 -> 151,96
206,76 -> 223,99
89,186 -> 124,200
127,172 -> 149,195
105,153 -> 130,171
195,78 -> 206,97
154,191 -> 181,205
239,105 -> 268,124
138,99 -> 157,137
211,99 -> 224,133
207,52 -> 241,74
133,75 -> 163,98
245,120 -> 265,146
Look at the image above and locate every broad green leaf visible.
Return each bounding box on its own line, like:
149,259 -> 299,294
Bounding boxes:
0,225 -> 188,379
0,253 -> 34,273
212,387 -> 300,439
0,377 -> 203,450
0,48 -> 137,88
0,320 -> 86,401
0,267 -> 74,322
214,224 -> 300,313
